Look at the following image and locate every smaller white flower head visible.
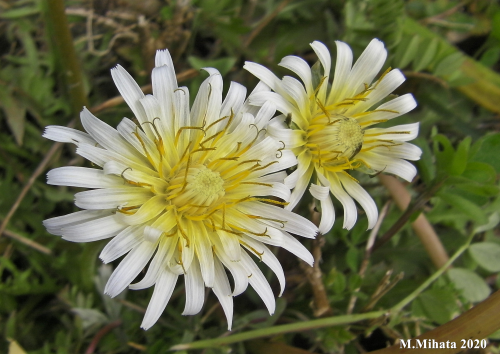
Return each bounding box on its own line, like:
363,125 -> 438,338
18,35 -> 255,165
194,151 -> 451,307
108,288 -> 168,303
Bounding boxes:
43,49 -> 318,330
244,39 -> 421,234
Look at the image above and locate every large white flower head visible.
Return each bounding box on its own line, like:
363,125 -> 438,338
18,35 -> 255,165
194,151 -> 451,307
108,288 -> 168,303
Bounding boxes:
43,49 -> 318,330
244,39 -> 421,234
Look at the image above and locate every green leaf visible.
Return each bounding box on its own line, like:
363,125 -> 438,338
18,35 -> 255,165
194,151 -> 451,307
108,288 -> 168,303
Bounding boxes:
187,56 -> 236,76
448,268 -> 491,302
474,212 -> 500,234
413,38 -> 439,72
395,35 -> 420,68
416,288 -> 457,324
469,242 -> 500,272
471,134 -> 500,173
0,88 -> 26,145
414,138 -> 435,185
346,246 -> 360,273
434,52 -> 465,77
326,269 -> 346,294
0,7 -> 40,19
450,137 -> 470,176
463,161 -> 497,185
438,191 -> 487,224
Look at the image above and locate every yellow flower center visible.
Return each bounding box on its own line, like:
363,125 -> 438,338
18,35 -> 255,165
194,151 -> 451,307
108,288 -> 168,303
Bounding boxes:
336,118 -> 364,158
306,114 -> 364,169
191,166 -> 225,198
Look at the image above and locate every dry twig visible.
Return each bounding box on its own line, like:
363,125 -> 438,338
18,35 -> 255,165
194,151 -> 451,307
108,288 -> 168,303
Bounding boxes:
299,204 -> 332,317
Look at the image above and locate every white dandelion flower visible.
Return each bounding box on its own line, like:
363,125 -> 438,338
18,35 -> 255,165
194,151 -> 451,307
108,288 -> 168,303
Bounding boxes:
244,39 -> 421,234
43,49 -> 318,330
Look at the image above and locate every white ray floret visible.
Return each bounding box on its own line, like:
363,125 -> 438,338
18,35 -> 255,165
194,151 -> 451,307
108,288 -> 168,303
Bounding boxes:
43,49 -> 318,330
244,38 -> 421,233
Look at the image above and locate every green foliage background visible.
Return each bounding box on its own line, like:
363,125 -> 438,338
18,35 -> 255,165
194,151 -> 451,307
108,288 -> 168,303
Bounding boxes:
1,0 -> 500,353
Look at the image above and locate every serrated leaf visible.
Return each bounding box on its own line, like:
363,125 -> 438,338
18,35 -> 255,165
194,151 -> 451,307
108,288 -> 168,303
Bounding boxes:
448,268 -> 491,302
469,242 -> 500,272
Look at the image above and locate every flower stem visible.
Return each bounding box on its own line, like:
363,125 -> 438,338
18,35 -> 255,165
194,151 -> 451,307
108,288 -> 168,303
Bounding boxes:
169,310 -> 386,350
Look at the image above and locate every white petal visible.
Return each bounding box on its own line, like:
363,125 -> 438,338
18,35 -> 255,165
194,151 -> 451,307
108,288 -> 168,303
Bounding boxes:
356,94 -> 417,124
243,61 -> 282,91
141,270 -> 178,330
130,236 -> 177,289
327,172 -> 357,230
249,91 -> 306,130
327,41 -> 353,105
378,142 -> 422,161
105,241 -> 157,297
80,107 -> 143,161
212,258 -> 234,330
212,236 -> 248,296
191,70 -> 222,128
318,195 -> 335,235
61,215 -> 127,242
314,172 -> 335,234
44,210 -> 110,236
347,69 -> 405,115
286,163 -> 314,212
100,225 -> 144,264
240,251 -> 276,315
346,38 -> 387,97
217,229 -> 241,262
281,76 -> 309,117
193,222 -> 215,287
43,125 -> 96,146
366,123 -> 419,142
221,81 -> 247,118
338,173 -> 378,230
254,101 -> 276,130
47,167 -> 121,188
111,65 -> 147,125
240,201 -> 318,239
279,55 -> 314,94
359,152 -> 418,182
241,235 -> 286,296
155,49 -> 175,69
74,188 -> 153,210
152,65 -> 177,135
118,195 -> 167,225
310,182 -> 330,201
281,231 -> 314,266
310,41 -> 331,101
182,257 -> 205,315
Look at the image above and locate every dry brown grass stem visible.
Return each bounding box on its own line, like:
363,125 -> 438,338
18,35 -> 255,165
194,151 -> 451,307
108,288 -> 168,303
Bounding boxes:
299,203 -> 332,317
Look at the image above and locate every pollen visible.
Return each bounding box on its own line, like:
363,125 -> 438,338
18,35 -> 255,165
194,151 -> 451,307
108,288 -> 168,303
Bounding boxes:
336,118 -> 364,158
191,166 -> 225,198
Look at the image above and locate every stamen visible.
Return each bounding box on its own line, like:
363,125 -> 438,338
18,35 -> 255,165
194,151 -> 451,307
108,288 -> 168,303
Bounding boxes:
240,240 -> 264,261
175,126 -> 205,147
